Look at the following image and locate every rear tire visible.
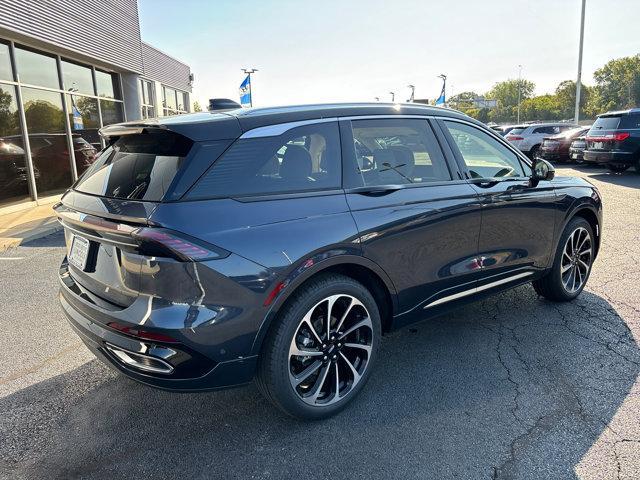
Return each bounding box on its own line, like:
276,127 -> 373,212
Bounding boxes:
529,145 -> 540,159
634,159 -> 640,174
607,163 -> 630,172
257,274 -> 381,420
533,217 -> 595,302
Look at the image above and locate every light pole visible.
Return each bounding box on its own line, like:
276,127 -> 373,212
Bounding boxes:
241,68 -> 258,107
517,65 -> 523,123
407,84 -> 415,102
574,0 -> 586,122
389,91 -> 395,102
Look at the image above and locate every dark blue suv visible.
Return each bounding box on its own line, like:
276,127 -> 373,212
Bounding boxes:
584,108 -> 640,172
55,103 -> 602,419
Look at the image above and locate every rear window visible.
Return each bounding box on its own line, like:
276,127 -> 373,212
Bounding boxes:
186,122 -> 341,199
74,130 -> 193,201
591,116 -> 621,131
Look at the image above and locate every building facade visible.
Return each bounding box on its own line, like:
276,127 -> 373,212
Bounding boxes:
0,0 -> 193,211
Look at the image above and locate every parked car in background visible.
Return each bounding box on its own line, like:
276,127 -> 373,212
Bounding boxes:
583,108 -> 640,173
492,124 -> 520,136
538,126 -> 590,163
506,123 -> 579,158
54,102 -> 602,419
569,135 -> 588,163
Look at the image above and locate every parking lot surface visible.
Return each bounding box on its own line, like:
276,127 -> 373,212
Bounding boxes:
1,166 -> 639,480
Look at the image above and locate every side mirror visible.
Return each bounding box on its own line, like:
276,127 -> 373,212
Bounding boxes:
531,158 -> 555,185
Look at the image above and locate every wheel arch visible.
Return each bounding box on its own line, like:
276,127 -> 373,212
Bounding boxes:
563,202 -> 601,258
250,255 -> 398,356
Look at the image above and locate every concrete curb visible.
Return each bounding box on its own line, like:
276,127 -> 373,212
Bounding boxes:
0,222 -> 63,253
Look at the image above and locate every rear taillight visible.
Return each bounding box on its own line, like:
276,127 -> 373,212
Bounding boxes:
586,132 -> 630,142
107,321 -> 177,343
507,136 -> 524,141
613,132 -> 630,141
131,228 -> 230,261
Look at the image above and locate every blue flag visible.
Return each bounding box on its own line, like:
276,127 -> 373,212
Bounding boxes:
239,74 -> 251,107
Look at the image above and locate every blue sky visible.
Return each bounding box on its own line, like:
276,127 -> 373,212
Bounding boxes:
138,0 -> 640,107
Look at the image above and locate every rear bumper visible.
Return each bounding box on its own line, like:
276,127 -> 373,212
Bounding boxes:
583,150 -> 635,165
538,150 -> 563,161
59,261 -> 259,391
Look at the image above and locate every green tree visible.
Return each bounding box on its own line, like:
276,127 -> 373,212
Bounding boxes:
193,100 -> 202,112
448,91 -> 480,110
554,80 -> 590,119
23,100 -> 65,133
592,54 -> 640,111
0,87 -> 19,136
486,79 -> 535,108
520,94 -> 561,121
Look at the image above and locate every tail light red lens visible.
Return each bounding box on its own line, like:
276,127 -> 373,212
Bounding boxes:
586,132 -> 630,142
507,136 -> 524,141
107,322 -> 177,343
131,227 -> 230,261
613,132 -> 630,141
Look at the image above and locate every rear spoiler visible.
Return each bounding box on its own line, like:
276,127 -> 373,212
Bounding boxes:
99,122 -> 167,140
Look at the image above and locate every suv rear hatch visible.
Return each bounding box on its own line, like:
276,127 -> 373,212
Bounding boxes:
586,113 -> 637,152
56,127 -> 232,309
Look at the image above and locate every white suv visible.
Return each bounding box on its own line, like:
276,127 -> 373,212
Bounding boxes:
506,123 -> 579,157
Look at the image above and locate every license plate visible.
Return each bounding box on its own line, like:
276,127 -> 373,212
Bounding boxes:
571,153 -> 579,159
69,235 -> 90,270
593,142 -> 605,150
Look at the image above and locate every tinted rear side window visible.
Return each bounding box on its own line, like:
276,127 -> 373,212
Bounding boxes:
591,116 -> 621,130
74,130 -> 193,201
187,122 -> 341,199
620,114 -> 640,129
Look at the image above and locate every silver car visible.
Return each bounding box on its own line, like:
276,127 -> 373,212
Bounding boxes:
506,123 -> 579,157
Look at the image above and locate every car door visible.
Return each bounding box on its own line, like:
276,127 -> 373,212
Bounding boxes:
437,119 -> 557,286
341,117 -> 483,324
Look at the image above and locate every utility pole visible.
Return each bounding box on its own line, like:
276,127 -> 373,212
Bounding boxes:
241,68 -> 258,107
407,85 -> 415,102
389,91 -> 395,102
574,0 -> 586,122
517,65 -> 523,123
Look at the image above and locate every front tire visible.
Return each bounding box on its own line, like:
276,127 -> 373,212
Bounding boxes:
533,217 -> 595,302
607,163 -> 630,172
257,274 -> 381,420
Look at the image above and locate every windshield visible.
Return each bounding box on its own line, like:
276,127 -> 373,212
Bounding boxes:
74,130 -> 193,201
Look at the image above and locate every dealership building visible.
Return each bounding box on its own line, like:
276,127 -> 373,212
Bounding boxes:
0,0 -> 194,212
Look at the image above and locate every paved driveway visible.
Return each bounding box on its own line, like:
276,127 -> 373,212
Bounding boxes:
1,166 -> 638,479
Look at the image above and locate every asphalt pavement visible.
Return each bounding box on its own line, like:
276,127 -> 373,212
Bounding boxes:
1,165 -> 639,479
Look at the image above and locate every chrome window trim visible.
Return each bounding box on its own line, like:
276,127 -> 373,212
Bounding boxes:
239,117 -> 339,139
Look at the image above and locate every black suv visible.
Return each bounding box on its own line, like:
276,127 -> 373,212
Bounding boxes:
584,108 -> 640,172
55,103 -> 602,419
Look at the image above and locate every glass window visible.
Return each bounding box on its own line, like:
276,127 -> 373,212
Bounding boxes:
14,47 -> 59,89
163,86 -> 177,110
0,83 -> 30,206
444,121 -> 529,179
21,87 -> 72,196
591,116 -> 621,131
61,60 -> 94,95
349,119 -> 451,186
100,99 -> 123,126
139,79 -> 156,119
74,130 -> 193,201
187,122 -> 341,199
0,43 -> 13,81
95,70 -> 118,98
66,95 -> 100,174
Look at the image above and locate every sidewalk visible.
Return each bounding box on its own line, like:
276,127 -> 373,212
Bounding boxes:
0,203 -> 61,252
